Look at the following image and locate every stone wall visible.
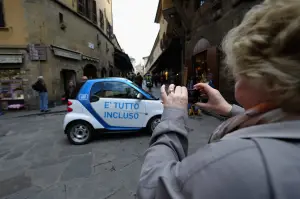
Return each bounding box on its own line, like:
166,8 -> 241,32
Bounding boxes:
183,0 -> 261,102
20,0 -> 118,108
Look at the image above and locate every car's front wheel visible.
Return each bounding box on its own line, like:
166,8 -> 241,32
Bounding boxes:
147,116 -> 161,134
66,121 -> 93,145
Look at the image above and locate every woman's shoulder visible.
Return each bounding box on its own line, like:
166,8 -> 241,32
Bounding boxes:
177,139 -> 269,198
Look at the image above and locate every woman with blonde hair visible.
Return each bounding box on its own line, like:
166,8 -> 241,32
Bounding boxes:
137,0 -> 300,198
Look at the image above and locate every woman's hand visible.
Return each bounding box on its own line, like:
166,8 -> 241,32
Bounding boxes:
193,83 -> 232,116
161,84 -> 188,109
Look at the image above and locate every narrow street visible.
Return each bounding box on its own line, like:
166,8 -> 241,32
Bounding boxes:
0,86 -> 222,199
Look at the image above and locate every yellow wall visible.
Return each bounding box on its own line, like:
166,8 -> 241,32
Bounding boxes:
0,0 -> 28,45
57,0 -> 77,11
97,0 -> 113,25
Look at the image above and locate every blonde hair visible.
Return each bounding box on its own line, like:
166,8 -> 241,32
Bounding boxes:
222,0 -> 300,105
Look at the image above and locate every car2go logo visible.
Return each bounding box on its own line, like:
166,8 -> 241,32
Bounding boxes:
103,102 -> 140,119
79,94 -> 89,100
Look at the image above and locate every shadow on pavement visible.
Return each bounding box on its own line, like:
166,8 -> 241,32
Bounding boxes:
60,130 -> 150,146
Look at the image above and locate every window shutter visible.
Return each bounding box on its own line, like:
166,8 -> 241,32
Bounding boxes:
0,0 -> 5,27
86,0 -> 91,19
99,9 -> 104,29
92,0 -> 97,24
77,0 -> 85,15
106,19 -> 110,35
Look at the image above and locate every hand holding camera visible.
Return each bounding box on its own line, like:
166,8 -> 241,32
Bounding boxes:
193,83 -> 232,116
161,83 -> 232,116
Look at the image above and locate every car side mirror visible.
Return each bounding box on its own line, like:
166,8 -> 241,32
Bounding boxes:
137,93 -> 143,99
90,95 -> 100,102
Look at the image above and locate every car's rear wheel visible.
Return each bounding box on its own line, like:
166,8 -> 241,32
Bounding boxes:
66,121 -> 93,145
147,116 -> 161,134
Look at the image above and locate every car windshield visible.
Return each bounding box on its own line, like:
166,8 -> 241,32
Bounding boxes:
131,82 -> 158,99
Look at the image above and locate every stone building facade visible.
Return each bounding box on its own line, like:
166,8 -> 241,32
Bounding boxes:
0,0 -> 126,110
145,0 -> 262,103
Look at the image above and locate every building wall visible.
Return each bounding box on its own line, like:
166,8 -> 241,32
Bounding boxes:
183,0 -> 261,102
20,0 -> 115,101
97,0 -> 112,24
97,0 -> 113,38
0,0 -> 119,110
0,0 -> 28,46
57,0 -> 77,11
144,13 -> 168,73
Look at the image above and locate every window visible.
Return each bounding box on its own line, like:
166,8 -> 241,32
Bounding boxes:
59,13 -> 64,23
0,0 -> 5,27
90,82 -> 139,100
106,19 -> 110,35
77,0 -> 92,19
77,0 -> 85,15
92,0 -> 97,24
99,9 -> 104,29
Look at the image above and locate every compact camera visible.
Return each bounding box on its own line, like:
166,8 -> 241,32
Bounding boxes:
188,89 -> 201,104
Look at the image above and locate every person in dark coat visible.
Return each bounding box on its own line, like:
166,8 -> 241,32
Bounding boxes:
32,76 -> 49,112
64,80 -> 75,102
71,76 -> 88,99
134,73 -> 143,88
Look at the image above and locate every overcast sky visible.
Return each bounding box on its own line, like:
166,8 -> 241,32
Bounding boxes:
112,0 -> 159,64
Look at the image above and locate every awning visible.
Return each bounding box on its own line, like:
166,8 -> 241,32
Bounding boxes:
114,49 -> 134,72
51,45 -> 82,60
149,38 -> 182,73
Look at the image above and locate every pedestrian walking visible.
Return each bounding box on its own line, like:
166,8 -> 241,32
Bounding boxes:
144,73 -> 153,92
134,73 -> 143,88
153,73 -> 159,87
32,76 -> 49,112
137,1 -> 300,198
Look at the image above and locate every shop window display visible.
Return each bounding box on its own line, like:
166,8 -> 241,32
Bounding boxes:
193,51 -> 209,83
0,69 -> 25,110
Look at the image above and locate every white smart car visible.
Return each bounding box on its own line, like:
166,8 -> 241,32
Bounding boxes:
63,78 -> 163,145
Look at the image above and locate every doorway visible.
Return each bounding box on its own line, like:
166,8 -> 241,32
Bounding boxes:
83,64 -> 97,79
109,70 -> 113,77
101,68 -> 107,77
60,69 -> 76,94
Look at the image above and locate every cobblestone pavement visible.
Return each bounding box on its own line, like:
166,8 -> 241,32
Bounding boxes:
0,86 -> 222,199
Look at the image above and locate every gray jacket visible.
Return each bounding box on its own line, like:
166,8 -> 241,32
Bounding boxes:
137,105 -> 300,199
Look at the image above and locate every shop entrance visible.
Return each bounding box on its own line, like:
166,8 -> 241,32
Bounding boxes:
109,70 -> 113,77
83,64 -> 97,79
101,68 -> 107,77
0,69 -> 25,110
192,37 -> 219,90
60,69 -> 76,94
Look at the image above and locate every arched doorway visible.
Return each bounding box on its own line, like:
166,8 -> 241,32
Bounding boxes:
192,38 -> 211,83
83,64 -> 97,79
101,68 -> 107,77
109,70 -> 113,77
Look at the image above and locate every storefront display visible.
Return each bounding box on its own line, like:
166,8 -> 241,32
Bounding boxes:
193,51 -> 209,83
0,69 -> 25,110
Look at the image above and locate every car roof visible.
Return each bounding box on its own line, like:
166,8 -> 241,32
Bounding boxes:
86,77 -> 133,84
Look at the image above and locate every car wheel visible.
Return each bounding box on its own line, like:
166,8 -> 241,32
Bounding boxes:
66,121 -> 93,145
147,116 -> 161,134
